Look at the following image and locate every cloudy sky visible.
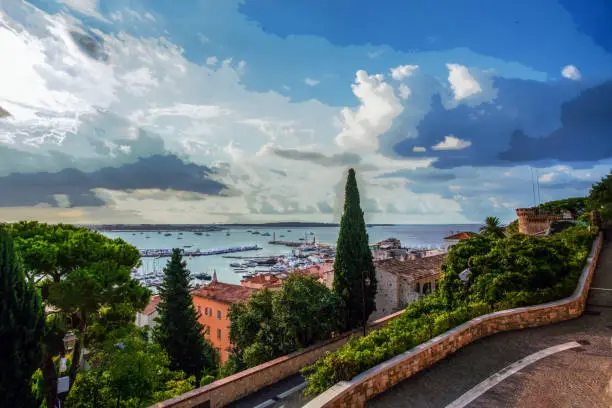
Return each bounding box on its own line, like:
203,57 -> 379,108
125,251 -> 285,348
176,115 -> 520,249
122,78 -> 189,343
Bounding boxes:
1,0 -> 611,225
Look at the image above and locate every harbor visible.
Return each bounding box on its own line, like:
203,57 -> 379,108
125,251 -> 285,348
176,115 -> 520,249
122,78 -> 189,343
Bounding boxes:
138,245 -> 261,258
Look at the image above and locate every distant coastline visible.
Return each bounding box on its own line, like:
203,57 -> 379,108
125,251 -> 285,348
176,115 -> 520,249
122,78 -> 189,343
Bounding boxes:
84,222 -> 397,232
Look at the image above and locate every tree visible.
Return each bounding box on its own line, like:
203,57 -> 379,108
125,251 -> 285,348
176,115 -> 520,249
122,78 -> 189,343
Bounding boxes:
226,274 -> 343,371
332,168 -> 377,330
479,216 -> 506,239
66,331 -> 195,408
0,227 -> 45,407
8,222 -> 149,406
505,219 -> 519,235
538,197 -> 588,217
589,172 -> 612,222
155,249 -> 217,382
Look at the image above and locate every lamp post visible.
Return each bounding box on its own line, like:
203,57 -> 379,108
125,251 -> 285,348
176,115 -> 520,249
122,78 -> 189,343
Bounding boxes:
361,270 -> 371,337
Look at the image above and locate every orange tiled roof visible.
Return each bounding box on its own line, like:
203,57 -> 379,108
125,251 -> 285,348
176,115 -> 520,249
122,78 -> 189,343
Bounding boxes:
301,263 -> 334,277
143,296 -> 161,315
443,231 -> 477,240
241,274 -> 282,287
375,254 -> 446,281
192,281 -> 256,304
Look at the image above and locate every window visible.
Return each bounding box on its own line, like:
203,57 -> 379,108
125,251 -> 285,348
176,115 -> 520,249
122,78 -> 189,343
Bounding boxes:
197,306 -> 201,313
217,328 -> 222,340
415,282 -> 420,293
217,310 -> 222,320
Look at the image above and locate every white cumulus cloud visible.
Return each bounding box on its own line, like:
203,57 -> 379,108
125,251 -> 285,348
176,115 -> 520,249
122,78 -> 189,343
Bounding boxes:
335,70 -> 403,152
432,135 -> 472,150
412,146 -> 426,152
561,65 -> 581,80
446,63 -> 483,100
390,64 -> 419,80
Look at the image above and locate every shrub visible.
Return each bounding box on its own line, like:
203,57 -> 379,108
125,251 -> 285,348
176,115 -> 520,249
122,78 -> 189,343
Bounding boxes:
302,225 -> 594,397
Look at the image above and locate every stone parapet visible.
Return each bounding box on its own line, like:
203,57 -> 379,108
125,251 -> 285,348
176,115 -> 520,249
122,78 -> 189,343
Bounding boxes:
148,307 -> 405,408
304,233 -> 603,408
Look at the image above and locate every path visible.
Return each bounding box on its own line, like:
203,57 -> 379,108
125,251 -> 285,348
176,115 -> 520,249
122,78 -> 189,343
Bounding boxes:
369,235 -> 612,408
225,374 -> 313,408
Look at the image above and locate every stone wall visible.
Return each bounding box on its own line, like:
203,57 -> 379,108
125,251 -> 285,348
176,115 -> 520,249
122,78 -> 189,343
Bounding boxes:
304,233 -> 603,408
370,267 -> 399,320
516,208 -> 563,235
148,308 -> 406,408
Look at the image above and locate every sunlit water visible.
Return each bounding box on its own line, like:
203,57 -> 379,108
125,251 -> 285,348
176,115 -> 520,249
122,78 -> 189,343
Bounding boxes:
100,224 -> 480,285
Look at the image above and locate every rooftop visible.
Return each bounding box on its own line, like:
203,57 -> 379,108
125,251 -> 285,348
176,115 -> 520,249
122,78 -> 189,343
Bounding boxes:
375,254 -> 446,281
192,281 -> 256,304
443,231 -> 477,240
143,295 -> 161,315
241,274 -> 283,288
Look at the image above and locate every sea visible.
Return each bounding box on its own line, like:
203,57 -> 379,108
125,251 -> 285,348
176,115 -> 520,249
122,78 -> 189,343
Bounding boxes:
100,224 -> 481,285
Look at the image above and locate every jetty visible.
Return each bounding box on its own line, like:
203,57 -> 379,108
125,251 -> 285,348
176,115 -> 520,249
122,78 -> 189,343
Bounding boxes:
139,245 -> 261,258
268,240 -> 304,247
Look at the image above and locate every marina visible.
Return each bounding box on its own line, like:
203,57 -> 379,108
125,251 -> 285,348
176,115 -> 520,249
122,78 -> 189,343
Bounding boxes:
139,245 -> 261,258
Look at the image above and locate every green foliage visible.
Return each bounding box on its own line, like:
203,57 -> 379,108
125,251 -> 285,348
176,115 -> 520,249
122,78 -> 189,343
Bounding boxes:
505,219 -> 519,235
303,225 -> 594,396
7,221 -> 150,406
227,274 -> 344,371
65,331 -> 195,407
154,249 -> 218,382
333,168 -> 377,330
0,227 -> 45,407
589,171 -> 612,221
479,216 -> 506,239
538,197 -> 588,216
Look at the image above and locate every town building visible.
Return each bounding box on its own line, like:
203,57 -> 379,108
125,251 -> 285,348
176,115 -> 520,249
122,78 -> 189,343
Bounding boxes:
370,254 -> 446,321
191,275 -> 256,363
443,231 -> 477,249
299,262 -> 334,289
135,295 -> 161,335
240,273 -> 283,290
515,208 -> 567,235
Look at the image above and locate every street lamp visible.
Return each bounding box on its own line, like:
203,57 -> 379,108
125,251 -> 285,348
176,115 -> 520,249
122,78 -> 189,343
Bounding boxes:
361,271 -> 371,337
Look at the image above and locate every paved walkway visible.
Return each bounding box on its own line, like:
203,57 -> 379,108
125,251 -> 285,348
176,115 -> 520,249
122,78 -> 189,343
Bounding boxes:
369,236 -> 612,408
225,374 -> 312,408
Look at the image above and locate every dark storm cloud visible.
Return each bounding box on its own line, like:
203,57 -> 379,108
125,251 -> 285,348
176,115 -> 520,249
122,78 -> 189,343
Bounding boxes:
267,146 -> 362,167
0,155 -> 226,207
393,78 -> 612,168
499,81 -> 612,162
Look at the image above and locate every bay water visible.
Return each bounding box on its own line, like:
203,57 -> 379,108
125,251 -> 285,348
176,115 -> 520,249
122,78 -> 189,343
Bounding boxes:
101,224 -> 480,285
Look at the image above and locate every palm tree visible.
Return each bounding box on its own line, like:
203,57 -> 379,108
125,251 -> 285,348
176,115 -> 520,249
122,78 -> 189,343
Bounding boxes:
480,216 -> 506,239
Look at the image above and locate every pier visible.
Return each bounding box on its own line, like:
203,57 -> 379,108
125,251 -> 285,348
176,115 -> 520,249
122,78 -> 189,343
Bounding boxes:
268,240 -> 304,247
139,245 -> 261,258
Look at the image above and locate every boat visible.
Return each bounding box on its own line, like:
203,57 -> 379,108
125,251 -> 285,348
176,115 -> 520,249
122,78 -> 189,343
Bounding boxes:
299,238 -> 305,241
242,273 -> 256,279
205,233 -> 210,236
234,268 -> 248,273
252,231 -> 260,235
261,232 -> 271,237
287,229 -> 291,232
164,233 -> 172,236
179,232 -> 183,235
178,237 -> 183,240
146,236 -> 150,239
280,235 -> 285,238
194,232 -> 203,236
183,245 -> 192,248
193,272 -> 212,280
226,232 -> 230,236
230,263 -> 243,268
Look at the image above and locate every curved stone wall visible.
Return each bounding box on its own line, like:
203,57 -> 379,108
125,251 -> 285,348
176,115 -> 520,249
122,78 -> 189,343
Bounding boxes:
304,233 -> 603,408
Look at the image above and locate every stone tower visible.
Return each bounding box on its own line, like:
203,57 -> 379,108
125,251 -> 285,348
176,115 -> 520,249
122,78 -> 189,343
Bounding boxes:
515,208 -> 563,235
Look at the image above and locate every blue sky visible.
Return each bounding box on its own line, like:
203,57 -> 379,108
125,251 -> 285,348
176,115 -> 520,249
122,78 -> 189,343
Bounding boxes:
0,0 -> 611,224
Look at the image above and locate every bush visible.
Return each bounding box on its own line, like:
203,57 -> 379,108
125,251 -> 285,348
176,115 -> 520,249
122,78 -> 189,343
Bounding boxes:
302,225 -> 594,396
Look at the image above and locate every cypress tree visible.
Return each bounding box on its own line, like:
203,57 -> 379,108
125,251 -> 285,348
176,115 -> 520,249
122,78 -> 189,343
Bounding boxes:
0,227 -> 45,407
154,249 -> 217,381
332,168 -> 377,331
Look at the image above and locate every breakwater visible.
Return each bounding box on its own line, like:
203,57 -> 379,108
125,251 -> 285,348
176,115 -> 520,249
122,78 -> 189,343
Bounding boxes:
139,245 -> 261,258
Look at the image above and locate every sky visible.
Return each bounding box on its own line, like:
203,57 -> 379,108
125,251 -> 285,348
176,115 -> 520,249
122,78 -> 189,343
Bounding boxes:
1,0 -> 612,225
